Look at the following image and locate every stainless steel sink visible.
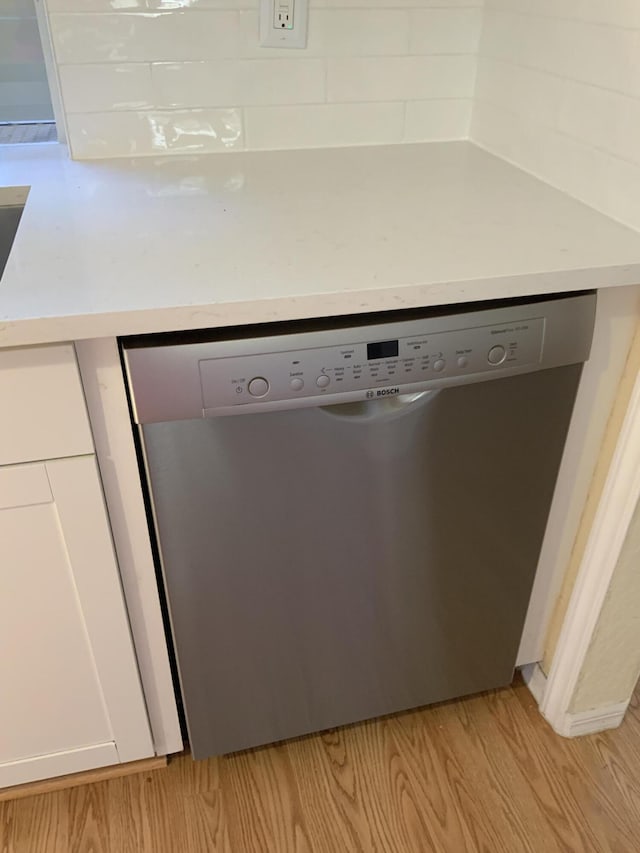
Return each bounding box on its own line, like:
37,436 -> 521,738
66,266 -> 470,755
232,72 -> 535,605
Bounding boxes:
0,203 -> 25,281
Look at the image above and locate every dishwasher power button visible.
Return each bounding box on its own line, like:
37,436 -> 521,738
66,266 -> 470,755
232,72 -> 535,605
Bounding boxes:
316,374 -> 330,388
487,345 -> 507,365
248,377 -> 270,397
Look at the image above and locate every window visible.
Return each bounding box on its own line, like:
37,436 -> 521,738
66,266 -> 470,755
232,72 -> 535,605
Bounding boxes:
0,0 -> 56,145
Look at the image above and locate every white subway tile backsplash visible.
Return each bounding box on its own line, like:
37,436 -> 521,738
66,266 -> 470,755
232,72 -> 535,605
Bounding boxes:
59,63 -> 153,112
604,155 -> 640,233
149,0 -> 258,7
558,81 -> 640,167
479,11 -> 559,72
474,57 -> 563,129
325,0 -> 482,6
472,0 -> 640,234
404,99 -> 471,141
50,12 -> 239,64
554,20 -> 640,98
54,0 -> 483,159
484,0 -> 640,29
48,0 -> 487,160
245,102 -> 404,150
235,60 -> 325,105
45,1 -> 145,8
328,56 -> 476,103
152,62 -> 233,108
320,11 -> 409,56
473,99 -> 610,211
480,10 -> 640,98
408,9 -> 483,55
66,110 -> 149,158
67,107 -> 243,158
46,0 -> 257,9
51,14 -> 146,63
152,59 -> 325,107
148,0 -> 256,7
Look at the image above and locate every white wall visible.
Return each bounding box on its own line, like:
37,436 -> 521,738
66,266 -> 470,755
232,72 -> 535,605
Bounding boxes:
471,0 -> 640,232
570,490 -> 640,713
44,0 -> 482,159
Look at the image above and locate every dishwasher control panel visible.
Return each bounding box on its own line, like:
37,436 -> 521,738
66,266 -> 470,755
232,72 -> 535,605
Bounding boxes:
198,317 -> 545,410
123,292 -> 598,423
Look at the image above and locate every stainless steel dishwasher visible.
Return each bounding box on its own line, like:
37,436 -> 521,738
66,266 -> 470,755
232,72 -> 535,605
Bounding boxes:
123,291 -> 596,759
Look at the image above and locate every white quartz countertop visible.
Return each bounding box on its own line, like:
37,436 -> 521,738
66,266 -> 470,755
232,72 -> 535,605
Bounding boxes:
2,141 -> 640,347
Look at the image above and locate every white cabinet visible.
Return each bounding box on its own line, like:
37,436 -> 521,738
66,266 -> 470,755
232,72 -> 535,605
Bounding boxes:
0,343 -> 93,466
0,344 -> 155,789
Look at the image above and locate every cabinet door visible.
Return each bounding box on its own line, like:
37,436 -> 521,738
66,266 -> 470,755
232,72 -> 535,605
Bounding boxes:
0,457 -> 154,789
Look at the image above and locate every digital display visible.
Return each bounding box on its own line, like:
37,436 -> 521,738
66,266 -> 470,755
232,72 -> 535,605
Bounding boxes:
367,340 -> 399,360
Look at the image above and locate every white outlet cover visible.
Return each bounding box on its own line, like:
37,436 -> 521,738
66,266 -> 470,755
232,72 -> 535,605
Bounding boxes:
260,0 -> 308,49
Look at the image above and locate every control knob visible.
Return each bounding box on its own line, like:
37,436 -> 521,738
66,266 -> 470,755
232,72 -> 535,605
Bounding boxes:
487,345 -> 507,366
248,377 -> 269,397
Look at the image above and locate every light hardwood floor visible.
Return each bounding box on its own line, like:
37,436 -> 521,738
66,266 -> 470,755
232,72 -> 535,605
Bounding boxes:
3,677 -> 640,852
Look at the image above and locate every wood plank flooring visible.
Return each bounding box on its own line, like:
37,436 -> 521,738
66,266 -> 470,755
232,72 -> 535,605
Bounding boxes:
3,677 -> 640,852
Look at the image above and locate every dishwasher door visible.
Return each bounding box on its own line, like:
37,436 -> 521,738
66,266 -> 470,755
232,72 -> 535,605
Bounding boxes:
141,363 -> 582,758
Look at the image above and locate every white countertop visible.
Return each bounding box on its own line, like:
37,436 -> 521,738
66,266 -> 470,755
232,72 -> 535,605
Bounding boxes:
2,141 -> 640,347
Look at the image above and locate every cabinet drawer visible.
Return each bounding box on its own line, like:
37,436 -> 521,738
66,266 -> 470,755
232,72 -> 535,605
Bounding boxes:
0,344 -> 93,465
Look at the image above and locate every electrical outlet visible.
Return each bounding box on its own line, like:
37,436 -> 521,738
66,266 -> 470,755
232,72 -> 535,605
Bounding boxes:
274,2 -> 293,29
260,0 -> 308,48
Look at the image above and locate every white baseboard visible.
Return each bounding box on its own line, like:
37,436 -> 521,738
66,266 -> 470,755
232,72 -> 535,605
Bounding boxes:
556,700 -> 629,738
519,664 -> 628,738
520,662 -> 547,705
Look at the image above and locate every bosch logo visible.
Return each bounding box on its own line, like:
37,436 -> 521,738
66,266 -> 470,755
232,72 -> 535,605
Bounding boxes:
376,388 -> 400,397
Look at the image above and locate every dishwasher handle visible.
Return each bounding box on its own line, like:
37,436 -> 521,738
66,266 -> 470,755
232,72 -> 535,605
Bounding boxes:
319,391 -> 437,422
202,380 -> 453,419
